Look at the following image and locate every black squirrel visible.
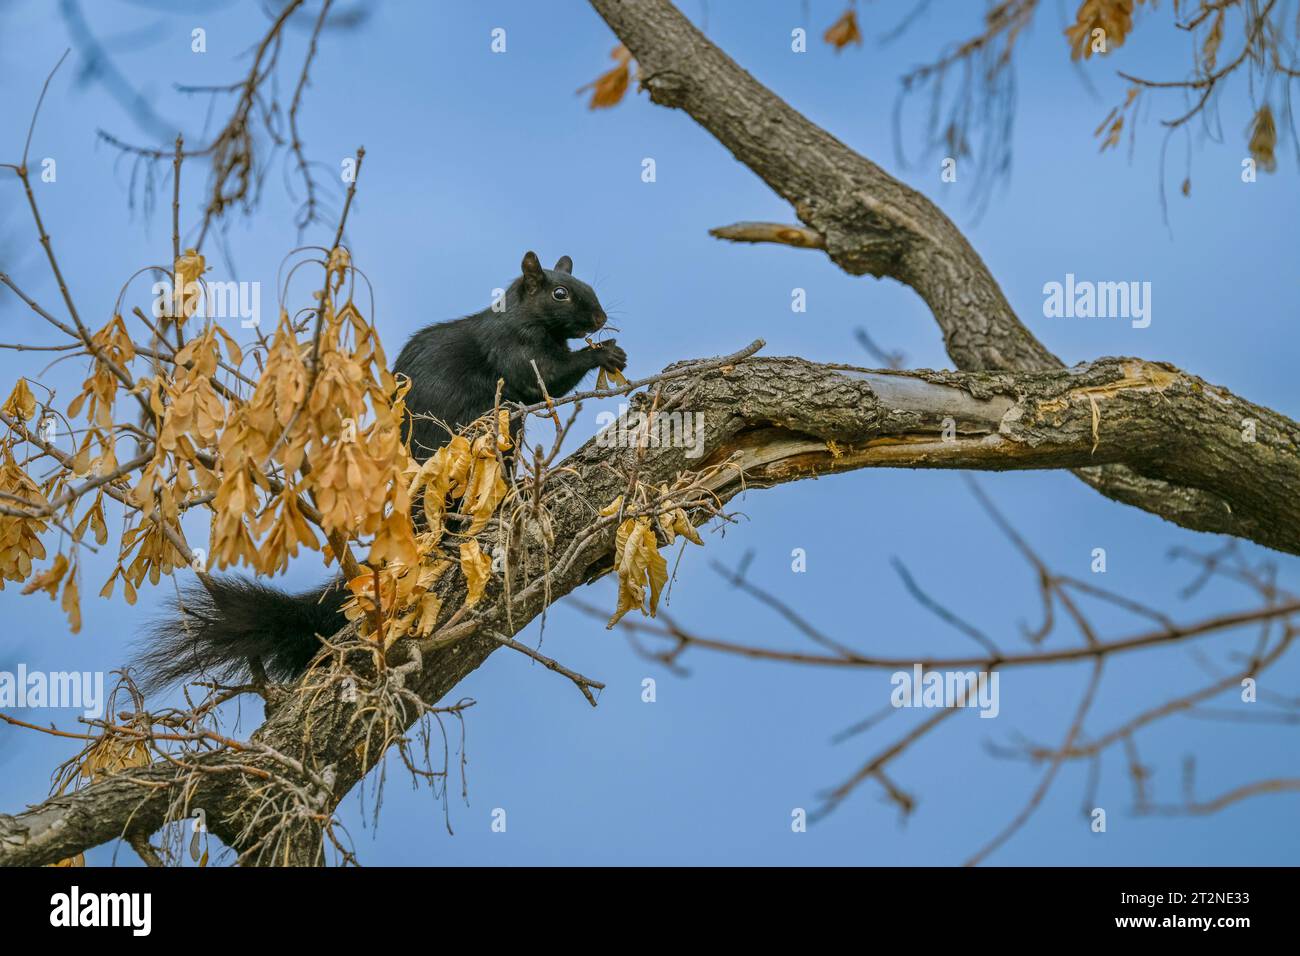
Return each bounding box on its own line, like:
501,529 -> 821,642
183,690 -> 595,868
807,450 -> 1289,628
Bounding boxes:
133,251 -> 625,692
398,251 -> 624,456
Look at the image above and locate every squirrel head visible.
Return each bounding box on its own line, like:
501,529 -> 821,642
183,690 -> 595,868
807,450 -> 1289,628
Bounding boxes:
509,250 -> 608,339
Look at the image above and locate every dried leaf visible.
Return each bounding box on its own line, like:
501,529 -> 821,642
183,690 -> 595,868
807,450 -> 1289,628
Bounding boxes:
1202,9 -> 1224,72
824,8 -> 862,51
671,509 -> 703,546
327,246 -> 352,293
578,45 -> 633,109
2,378 -> 37,421
1066,0 -> 1141,61
62,573 -> 82,634
497,408 -> 512,452
1248,104 -> 1277,173
607,516 -> 668,627
174,248 -> 206,321
459,539 -> 492,606
212,323 -> 244,366
22,552 -> 69,599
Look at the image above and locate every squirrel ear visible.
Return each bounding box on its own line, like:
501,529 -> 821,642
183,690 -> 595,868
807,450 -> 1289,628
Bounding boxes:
553,255 -> 573,274
521,251 -> 544,291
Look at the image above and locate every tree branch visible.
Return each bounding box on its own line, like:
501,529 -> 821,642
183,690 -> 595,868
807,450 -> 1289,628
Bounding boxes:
4,349 -> 1300,865
585,0 -> 1286,552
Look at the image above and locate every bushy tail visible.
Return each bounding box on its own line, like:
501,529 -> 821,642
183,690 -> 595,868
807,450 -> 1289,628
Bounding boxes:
133,576 -> 349,693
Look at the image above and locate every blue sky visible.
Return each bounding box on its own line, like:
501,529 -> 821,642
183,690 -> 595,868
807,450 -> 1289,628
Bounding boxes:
1,0 -> 1297,865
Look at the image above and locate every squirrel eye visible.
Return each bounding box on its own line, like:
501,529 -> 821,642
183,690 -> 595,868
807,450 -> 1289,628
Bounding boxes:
551,286 -> 569,301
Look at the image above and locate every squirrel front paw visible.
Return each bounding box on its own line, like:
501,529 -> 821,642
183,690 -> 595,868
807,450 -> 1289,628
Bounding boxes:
591,339 -> 628,373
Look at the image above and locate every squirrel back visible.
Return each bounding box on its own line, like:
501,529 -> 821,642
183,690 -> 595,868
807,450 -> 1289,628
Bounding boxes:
133,251 -> 626,693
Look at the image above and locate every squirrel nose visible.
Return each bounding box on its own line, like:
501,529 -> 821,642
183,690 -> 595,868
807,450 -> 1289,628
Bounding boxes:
593,311 -> 607,329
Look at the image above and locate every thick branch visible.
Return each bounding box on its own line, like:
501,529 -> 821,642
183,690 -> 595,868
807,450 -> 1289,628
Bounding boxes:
588,0 -> 1054,373
4,350 -> 1299,865
586,0 -> 1282,551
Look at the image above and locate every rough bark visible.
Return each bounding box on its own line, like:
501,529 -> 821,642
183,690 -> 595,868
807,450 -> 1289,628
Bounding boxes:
4,354 -> 1300,866
585,0 -> 1278,546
